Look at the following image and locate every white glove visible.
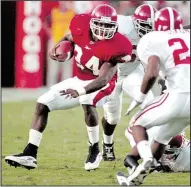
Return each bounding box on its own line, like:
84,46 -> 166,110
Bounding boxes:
125,92 -> 147,116
125,100 -> 140,116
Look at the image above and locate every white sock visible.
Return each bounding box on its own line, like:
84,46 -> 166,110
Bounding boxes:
86,125 -> 99,145
103,132 -> 114,144
28,129 -> 42,147
137,140 -> 153,161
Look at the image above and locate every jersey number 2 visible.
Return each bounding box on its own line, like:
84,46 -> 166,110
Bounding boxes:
168,38 -> 190,66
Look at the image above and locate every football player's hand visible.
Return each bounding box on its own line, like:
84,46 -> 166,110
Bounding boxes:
125,100 -> 141,116
158,78 -> 167,95
48,46 -> 58,60
60,89 -> 79,98
48,46 -> 63,62
125,92 -> 146,116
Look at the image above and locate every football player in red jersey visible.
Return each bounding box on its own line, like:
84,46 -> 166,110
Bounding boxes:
5,4 -> 132,171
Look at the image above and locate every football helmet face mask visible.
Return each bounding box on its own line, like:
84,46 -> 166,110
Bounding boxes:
90,4 -> 118,40
154,7 -> 183,31
133,4 -> 157,37
163,133 -> 186,159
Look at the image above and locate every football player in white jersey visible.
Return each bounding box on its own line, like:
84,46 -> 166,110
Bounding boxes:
102,4 -> 187,164
126,125 -> 190,173
101,3 -> 162,161
103,4 -> 189,170
116,7 -> 190,186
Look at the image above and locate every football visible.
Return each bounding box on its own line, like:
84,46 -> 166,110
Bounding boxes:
54,41 -> 74,62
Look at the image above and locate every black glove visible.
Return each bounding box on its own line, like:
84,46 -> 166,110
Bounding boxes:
158,79 -> 167,95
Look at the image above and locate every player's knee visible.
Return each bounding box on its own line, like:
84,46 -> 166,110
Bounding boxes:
82,105 -> 98,126
106,117 -> 120,125
106,113 -> 121,125
107,116 -> 121,125
129,115 -> 136,126
37,90 -> 57,111
35,102 -> 50,116
125,127 -> 132,141
125,127 -> 136,148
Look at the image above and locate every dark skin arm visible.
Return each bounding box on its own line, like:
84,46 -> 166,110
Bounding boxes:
141,56 -> 160,94
125,55 -> 160,115
84,62 -> 117,94
60,62 -> 117,98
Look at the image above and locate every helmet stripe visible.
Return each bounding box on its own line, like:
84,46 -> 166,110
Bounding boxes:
148,4 -> 154,19
167,7 -> 174,30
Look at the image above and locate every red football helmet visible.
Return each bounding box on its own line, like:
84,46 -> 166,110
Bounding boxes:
163,133 -> 186,160
90,4 -> 118,40
133,4 -> 157,37
154,7 -> 183,31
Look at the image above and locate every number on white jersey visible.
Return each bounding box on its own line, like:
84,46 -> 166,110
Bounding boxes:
168,38 -> 190,66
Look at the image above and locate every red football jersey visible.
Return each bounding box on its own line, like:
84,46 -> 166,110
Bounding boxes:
69,14 -> 133,80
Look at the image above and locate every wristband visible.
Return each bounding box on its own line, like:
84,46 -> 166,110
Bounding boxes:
76,87 -> 86,96
135,92 -> 147,103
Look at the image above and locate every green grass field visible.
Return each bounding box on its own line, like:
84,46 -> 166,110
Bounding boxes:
2,100 -> 190,185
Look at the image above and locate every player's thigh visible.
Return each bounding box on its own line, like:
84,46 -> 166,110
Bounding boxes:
126,125 -> 163,147
37,77 -> 80,111
130,93 -> 175,129
154,118 -> 190,145
103,89 -> 123,124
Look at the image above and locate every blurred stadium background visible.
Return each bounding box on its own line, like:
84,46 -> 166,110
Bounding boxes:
2,1 -> 190,186
2,0 -> 190,92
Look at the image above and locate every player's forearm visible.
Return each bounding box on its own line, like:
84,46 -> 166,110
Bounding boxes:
84,76 -> 108,94
141,56 -> 159,94
141,75 -> 157,94
84,63 -> 117,94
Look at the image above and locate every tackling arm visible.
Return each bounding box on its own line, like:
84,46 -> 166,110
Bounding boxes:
141,56 -> 160,94
125,56 -> 160,115
59,62 -> 117,98
125,33 -> 160,115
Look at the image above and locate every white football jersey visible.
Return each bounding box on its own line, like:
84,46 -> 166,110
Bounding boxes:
117,15 -> 141,76
137,29 -> 190,93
